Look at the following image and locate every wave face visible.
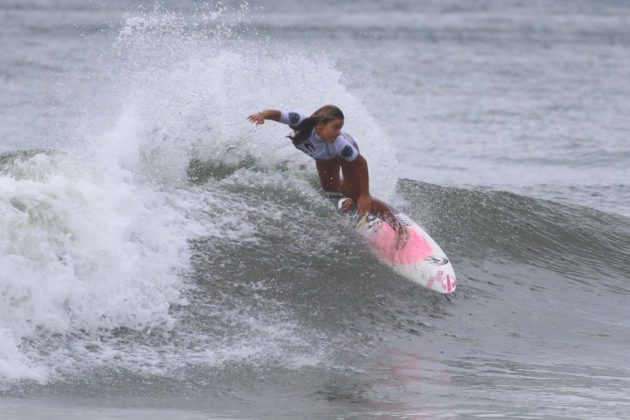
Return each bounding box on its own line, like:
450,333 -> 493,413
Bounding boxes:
1,1 -> 629,418
2,149 -> 629,416
0,4 -> 399,390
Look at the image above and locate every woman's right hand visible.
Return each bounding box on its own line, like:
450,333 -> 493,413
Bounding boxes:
247,112 -> 266,125
356,194 -> 372,216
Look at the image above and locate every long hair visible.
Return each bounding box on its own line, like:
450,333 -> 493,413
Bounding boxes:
288,105 -> 344,145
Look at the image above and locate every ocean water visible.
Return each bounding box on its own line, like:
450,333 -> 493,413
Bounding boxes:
1,0 -> 629,418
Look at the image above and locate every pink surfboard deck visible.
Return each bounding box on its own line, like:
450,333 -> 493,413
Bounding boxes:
338,198 -> 457,294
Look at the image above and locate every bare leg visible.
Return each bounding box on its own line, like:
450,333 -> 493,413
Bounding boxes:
317,141 -> 361,195
368,198 -> 394,221
316,159 -> 343,193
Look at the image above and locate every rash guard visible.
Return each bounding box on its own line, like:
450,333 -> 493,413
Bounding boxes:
279,111 -> 359,162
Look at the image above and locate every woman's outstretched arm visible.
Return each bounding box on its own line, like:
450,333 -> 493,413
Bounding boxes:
247,109 -> 281,125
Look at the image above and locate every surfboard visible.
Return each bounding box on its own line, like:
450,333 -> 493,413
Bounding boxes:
338,198 -> 457,294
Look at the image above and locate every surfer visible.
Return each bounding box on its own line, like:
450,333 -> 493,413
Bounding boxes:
247,105 -> 408,248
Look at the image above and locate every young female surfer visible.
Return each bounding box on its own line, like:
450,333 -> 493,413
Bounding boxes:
246,105 -> 408,247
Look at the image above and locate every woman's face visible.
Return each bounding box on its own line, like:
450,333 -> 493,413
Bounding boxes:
315,118 -> 344,142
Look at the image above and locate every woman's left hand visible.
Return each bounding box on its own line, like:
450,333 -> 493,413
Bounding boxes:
356,194 -> 372,216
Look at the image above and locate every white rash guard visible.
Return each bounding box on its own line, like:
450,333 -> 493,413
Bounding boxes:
279,111 -> 359,162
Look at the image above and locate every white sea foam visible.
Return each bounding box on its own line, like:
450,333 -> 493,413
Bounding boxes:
84,8 -> 398,197
0,150 -> 311,383
1,7 -> 395,382
0,151 -> 201,380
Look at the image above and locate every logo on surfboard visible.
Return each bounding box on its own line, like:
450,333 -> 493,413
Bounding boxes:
424,255 -> 449,266
427,270 -> 457,293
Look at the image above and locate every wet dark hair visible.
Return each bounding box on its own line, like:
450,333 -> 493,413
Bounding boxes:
288,105 -> 344,145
